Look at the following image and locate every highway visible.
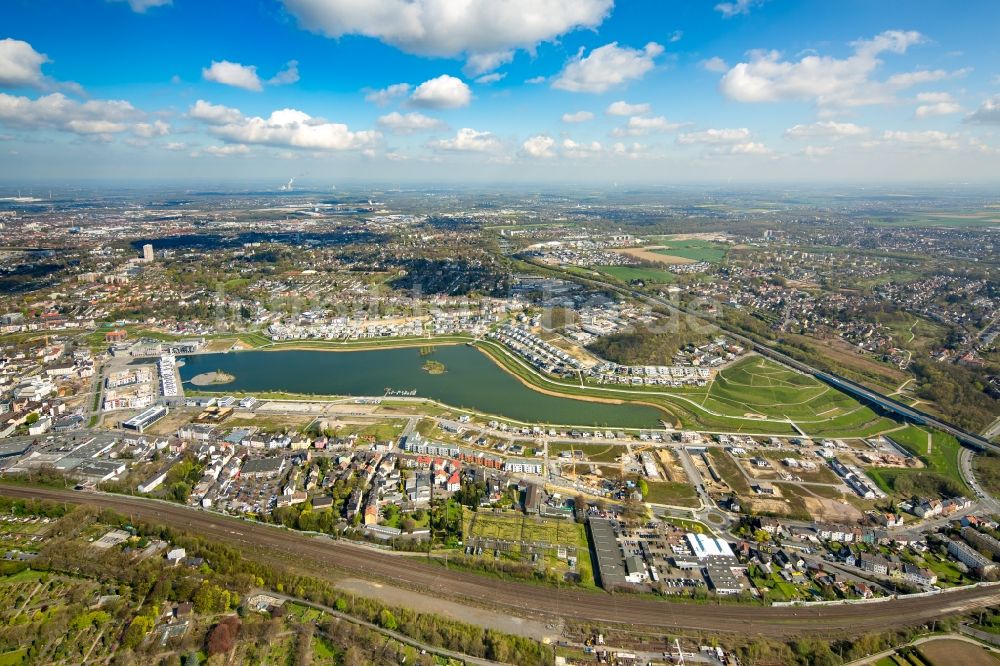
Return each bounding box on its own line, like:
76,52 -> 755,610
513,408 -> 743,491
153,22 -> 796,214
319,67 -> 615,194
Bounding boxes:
4,484 -> 999,638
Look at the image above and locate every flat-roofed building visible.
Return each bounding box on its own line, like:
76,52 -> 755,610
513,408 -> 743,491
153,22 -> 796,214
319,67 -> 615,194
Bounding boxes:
686,533 -> 735,559
240,457 -> 285,478
588,518 -> 627,589
123,404 -> 168,433
948,538 -> 997,577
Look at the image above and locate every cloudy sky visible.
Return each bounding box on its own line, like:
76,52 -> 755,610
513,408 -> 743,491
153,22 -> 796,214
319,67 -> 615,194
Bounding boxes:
2,0 -> 1000,184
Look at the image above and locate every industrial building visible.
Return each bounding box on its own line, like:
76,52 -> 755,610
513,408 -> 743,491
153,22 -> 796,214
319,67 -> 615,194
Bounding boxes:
587,517 -> 627,588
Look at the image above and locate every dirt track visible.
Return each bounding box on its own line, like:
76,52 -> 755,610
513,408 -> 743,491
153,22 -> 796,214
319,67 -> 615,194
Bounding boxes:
7,484 -> 998,638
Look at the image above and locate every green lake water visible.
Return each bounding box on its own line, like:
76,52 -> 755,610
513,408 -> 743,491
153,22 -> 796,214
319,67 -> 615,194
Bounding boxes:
178,345 -> 664,428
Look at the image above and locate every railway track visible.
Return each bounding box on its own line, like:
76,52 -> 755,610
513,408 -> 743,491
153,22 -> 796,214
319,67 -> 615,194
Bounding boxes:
5,484 -> 999,638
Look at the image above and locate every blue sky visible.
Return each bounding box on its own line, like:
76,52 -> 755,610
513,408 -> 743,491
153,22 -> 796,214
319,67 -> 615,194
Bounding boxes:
1,0 -> 999,183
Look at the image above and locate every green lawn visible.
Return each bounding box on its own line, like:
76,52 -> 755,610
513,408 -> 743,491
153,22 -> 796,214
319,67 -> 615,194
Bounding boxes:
642,481 -> 699,507
884,425 -> 967,490
707,449 -> 751,495
594,265 -> 676,284
0,648 -> 26,666
653,240 -> 730,263
548,442 -> 624,462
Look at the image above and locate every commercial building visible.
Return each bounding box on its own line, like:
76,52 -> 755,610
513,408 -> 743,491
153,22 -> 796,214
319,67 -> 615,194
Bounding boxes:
588,518 -> 627,588
122,404 -> 168,433
240,457 -> 286,479
686,533 -> 735,559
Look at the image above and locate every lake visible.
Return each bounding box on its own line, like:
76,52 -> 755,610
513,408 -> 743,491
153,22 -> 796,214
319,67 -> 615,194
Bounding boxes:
178,345 -> 665,428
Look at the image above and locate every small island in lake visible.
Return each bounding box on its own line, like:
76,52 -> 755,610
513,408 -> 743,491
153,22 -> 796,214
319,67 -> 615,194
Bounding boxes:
190,370 -> 236,386
421,360 -> 446,375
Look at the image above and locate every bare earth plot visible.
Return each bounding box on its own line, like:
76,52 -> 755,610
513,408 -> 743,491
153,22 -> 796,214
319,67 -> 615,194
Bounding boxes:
612,247 -> 696,265
917,638 -> 1000,666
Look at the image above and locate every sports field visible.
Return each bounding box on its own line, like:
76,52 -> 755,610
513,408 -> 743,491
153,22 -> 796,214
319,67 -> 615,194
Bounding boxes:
594,265 -> 677,284
653,239 -> 729,263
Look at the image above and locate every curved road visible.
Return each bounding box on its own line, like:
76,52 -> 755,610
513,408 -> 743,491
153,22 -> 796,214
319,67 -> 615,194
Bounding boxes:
6,484 -> 999,639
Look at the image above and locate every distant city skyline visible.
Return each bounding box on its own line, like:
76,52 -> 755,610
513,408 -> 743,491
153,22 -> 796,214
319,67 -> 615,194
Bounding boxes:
2,0 -> 999,182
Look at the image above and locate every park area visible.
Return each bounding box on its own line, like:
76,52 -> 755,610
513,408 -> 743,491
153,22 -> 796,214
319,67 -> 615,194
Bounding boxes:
685,356 -> 898,438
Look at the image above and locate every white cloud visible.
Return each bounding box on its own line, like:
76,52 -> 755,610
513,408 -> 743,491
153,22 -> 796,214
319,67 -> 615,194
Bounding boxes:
562,138 -> 603,158
552,42 -> 664,94
364,83 -> 411,106
562,111 -> 594,123
606,100 -> 651,116
188,100 -> 243,125
968,137 -> 998,155
964,95 -> 1000,124
914,92 -> 962,119
677,127 -> 751,144
669,30 -> 683,43
784,121 -> 869,139
464,51 -> 514,77
719,30 -> 943,107
409,75 -> 472,109
701,56 -> 729,73
880,130 -> 959,150
521,134 -> 556,158
916,92 -> 953,103
202,60 -> 262,91
474,72 -> 506,85
377,111 -> 445,134
111,0 -> 172,13
0,92 -> 140,136
611,141 -> 646,159
283,0 -> 612,73
198,144 -> 251,157
190,105 -> 381,152
885,69 -> 953,89
163,141 -> 186,151
613,115 -> 684,137
730,141 -> 771,155
0,39 -> 49,88
525,75 -> 547,85
133,120 -> 170,138
427,127 -> 500,152
802,145 -> 833,157
715,0 -> 763,18
268,60 -> 300,86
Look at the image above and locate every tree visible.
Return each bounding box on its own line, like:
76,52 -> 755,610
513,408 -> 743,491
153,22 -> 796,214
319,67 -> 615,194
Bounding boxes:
207,617 -> 240,656
121,615 -> 154,650
206,623 -> 234,656
574,495 -> 589,523
378,609 -> 398,631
